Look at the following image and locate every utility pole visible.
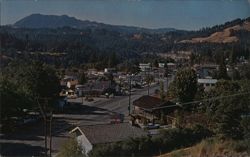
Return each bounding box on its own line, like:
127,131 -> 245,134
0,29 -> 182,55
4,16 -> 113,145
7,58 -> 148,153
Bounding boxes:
147,70 -> 150,96
165,64 -> 169,91
44,99 -> 48,157
37,97 -> 53,157
128,74 -> 132,115
49,111 -> 53,157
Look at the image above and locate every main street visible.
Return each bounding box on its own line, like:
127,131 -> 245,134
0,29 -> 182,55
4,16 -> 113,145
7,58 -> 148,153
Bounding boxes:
66,76 -> 173,125
0,77 -> 173,156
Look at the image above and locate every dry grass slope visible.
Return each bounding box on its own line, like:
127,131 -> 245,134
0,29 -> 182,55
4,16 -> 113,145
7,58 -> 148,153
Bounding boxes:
158,138 -> 250,157
180,22 -> 250,44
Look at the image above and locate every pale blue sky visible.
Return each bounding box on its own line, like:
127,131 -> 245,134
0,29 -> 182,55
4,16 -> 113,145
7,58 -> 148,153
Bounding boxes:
1,0 -> 250,30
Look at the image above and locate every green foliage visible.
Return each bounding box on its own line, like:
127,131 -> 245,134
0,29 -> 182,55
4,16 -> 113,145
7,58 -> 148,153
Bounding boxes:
218,57 -> 229,80
167,80 -> 177,99
108,52 -> 118,68
229,68 -> 241,80
79,72 -> 87,84
0,78 -> 33,131
230,139 -> 250,153
238,63 -> 250,79
205,80 -> 250,139
241,116 -> 250,139
5,60 -> 61,99
145,74 -> 154,84
1,60 -> 61,130
174,68 -> 197,104
57,137 -> 85,157
229,48 -> 237,65
1,17 -> 250,69
28,63 -> 60,98
159,81 -> 165,101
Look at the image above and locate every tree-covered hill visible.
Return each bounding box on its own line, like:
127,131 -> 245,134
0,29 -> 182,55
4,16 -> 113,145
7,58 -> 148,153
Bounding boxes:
1,16 -> 249,68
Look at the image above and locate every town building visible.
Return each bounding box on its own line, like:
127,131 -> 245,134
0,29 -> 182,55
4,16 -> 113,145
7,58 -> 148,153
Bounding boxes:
60,89 -> 77,99
167,63 -> 177,72
195,64 -> 219,79
87,68 -> 98,75
75,80 -> 113,97
131,95 -> 178,128
60,75 -> 79,89
139,63 -> 151,72
198,78 -> 218,91
158,63 -> 165,68
104,68 -> 116,74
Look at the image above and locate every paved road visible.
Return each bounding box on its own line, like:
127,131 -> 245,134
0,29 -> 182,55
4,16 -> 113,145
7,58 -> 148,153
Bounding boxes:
0,77 -> 173,156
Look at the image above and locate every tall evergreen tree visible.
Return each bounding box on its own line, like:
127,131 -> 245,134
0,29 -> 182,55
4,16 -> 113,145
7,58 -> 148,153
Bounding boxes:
175,68 -> 197,104
218,57 -> 229,80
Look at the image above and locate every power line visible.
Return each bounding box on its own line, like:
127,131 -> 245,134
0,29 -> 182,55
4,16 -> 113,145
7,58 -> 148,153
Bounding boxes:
151,91 -> 250,110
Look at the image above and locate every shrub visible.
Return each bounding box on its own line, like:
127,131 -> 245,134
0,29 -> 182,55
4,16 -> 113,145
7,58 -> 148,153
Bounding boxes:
89,126 -> 212,157
57,137 -> 85,157
230,139 -> 250,153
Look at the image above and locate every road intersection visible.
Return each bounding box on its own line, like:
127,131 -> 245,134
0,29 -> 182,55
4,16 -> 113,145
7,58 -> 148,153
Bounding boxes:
0,77 -> 173,156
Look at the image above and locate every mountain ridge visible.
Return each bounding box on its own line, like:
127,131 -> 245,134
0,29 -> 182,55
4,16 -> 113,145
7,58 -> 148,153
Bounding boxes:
13,14 -> 178,33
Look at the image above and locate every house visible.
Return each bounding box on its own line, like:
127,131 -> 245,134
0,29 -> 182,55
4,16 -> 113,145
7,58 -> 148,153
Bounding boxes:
159,51 -> 191,62
60,89 -> 77,98
104,68 -> 116,74
195,64 -> 219,78
167,63 -> 177,72
139,63 -> 151,72
158,63 -> 165,68
131,95 -> 178,128
75,80 -> 113,97
198,78 -> 218,91
69,123 -> 147,155
87,69 -> 98,75
60,75 -> 79,89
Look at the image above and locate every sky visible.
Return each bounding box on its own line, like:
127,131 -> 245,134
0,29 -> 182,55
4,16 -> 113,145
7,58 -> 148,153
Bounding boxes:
1,0 -> 250,30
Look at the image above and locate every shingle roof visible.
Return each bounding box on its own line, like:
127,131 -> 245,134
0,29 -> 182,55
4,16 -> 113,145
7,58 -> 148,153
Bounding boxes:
133,95 -> 163,109
79,123 -> 147,145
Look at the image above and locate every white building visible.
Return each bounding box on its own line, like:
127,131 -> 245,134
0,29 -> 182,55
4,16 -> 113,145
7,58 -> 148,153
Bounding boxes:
139,63 -> 151,72
167,63 -> 177,71
104,68 -> 116,73
158,63 -> 165,68
70,123 -> 147,156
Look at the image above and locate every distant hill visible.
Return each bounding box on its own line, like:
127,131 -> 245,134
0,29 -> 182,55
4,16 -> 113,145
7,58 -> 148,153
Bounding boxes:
180,20 -> 250,43
1,16 -> 250,67
13,14 -> 177,33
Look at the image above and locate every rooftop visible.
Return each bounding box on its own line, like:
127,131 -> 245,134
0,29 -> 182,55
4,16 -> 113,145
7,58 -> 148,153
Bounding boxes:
133,95 -> 174,110
73,123 -> 147,145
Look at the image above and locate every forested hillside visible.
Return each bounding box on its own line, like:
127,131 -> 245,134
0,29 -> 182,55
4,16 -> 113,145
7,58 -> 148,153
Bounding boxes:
1,16 -> 250,68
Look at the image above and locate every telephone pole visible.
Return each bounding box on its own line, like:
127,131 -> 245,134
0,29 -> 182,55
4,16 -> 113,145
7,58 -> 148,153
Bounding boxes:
147,70 -> 150,95
37,97 -> 53,157
49,111 -> 53,157
128,74 -> 133,115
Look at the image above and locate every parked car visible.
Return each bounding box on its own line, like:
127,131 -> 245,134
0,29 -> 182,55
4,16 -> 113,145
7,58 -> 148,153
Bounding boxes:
147,123 -> 160,129
110,113 -> 124,124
